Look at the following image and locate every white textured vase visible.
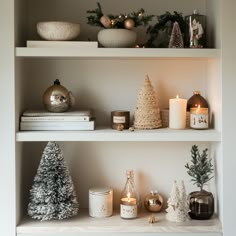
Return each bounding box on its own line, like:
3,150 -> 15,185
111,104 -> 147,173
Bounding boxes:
37,21 -> 80,41
98,29 -> 137,48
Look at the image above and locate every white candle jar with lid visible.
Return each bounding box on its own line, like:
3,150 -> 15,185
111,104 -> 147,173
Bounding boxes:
89,187 -> 113,218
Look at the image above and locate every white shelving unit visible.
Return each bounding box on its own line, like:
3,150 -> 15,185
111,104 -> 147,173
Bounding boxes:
16,48 -> 220,59
16,128 -> 221,142
5,0 -> 236,236
17,211 -> 222,236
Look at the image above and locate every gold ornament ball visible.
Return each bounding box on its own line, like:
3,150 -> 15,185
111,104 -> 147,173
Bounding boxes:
100,15 -> 111,28
144,191 -> 164,212
124,18 -> 135,30
43,79 -> 72,113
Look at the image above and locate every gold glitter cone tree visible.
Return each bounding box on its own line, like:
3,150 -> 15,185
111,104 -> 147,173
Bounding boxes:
134,75 -> 162,129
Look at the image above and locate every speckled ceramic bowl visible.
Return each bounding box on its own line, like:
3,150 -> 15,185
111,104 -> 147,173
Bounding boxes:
37,21 -> 80,41
98,29 -> 137,48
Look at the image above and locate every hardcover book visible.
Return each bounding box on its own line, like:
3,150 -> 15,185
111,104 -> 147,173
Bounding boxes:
20,120 -> 95,131
27,41 -> 98,48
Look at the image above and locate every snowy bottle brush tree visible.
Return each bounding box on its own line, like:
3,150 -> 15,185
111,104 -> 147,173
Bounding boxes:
166,180 -> 189,222
28,141 -> 79,221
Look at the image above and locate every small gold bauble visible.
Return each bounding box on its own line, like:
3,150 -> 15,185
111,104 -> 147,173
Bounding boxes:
129,127 -> 135,132
124,18 -> 135,30
148,214 -> 156,224
116,124 -> 124,131
144,190 -> 164,213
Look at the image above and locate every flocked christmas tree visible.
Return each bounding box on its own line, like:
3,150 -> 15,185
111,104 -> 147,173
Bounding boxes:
169,21 -> 184,48
166,180 -> 189,222
133,75 -> 162,129
28,141 -> 79,221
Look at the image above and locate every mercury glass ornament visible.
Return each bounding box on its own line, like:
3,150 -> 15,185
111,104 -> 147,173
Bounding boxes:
43,79 -> 75,112
144,190 -> 164,212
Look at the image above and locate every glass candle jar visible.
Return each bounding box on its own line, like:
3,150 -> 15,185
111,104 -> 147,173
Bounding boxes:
190,107 -> 209,129
89,187 -> 113,218
111,110 -> 130,130
120,170 -> 139,219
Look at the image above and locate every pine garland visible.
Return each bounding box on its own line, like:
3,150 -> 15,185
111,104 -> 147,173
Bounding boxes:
146,11 -> 187,48
185,145 -> 214,191
87,2 -> 153,29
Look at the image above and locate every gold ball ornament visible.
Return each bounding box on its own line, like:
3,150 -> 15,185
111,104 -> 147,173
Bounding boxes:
43,79 -> 75,113
100,15 -> 112,28
124,18 -> 135,30
144,190 -> 164,213
116,124 -> 124,131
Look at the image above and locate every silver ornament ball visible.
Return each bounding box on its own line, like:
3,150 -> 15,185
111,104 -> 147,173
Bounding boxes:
43,79 -> 74,113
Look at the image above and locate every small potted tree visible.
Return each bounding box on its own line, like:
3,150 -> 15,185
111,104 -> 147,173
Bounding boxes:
185,145 -> 214,220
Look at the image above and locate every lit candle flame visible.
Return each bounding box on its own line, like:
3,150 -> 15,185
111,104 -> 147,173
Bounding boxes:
176,95 -> 179,99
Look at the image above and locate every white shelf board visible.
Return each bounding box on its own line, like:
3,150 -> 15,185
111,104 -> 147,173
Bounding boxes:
15,47 -> 220,59
17,211 -> 222,236
16,128 -> 221,142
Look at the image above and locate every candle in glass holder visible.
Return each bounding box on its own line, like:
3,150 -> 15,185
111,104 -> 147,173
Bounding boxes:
169,95 -> 187,129
190,106 -> 209,129
120,170 -> 139,219
120,192 -> 137,219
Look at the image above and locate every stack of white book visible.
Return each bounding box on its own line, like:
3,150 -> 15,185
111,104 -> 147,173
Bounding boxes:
20,110 -> 95,131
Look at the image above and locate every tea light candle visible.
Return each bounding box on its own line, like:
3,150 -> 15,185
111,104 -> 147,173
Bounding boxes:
120,193 -> 137,219
190,106 -> 209,129
169,95 -> 187,129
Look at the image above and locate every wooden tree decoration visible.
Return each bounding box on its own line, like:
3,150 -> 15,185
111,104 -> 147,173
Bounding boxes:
169,22 -> 184,48
134,75 -> 162,129
166,180 -> 189,222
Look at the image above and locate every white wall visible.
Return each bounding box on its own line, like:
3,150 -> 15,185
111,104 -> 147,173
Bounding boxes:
0,0 -> 16,235
222,0 -> 236,235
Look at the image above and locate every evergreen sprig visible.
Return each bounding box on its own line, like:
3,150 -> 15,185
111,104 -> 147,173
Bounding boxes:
87,2 -> 153,29
146,11 -> 187,48
87,2 -> 104,27
185,145 -> 214,191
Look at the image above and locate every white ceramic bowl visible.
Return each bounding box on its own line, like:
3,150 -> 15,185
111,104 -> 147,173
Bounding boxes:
98,29 -> 137,48
37,21 -> 80,41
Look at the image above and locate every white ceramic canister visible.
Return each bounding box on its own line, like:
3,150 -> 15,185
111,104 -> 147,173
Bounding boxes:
89,187 -> 113,218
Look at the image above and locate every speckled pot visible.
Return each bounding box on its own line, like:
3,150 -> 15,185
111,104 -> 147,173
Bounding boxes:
37,21 -> 80,41
98,29 -> 137,48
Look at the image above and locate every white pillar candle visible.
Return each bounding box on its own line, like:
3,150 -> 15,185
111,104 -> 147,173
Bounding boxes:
169,95 -> 187,129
